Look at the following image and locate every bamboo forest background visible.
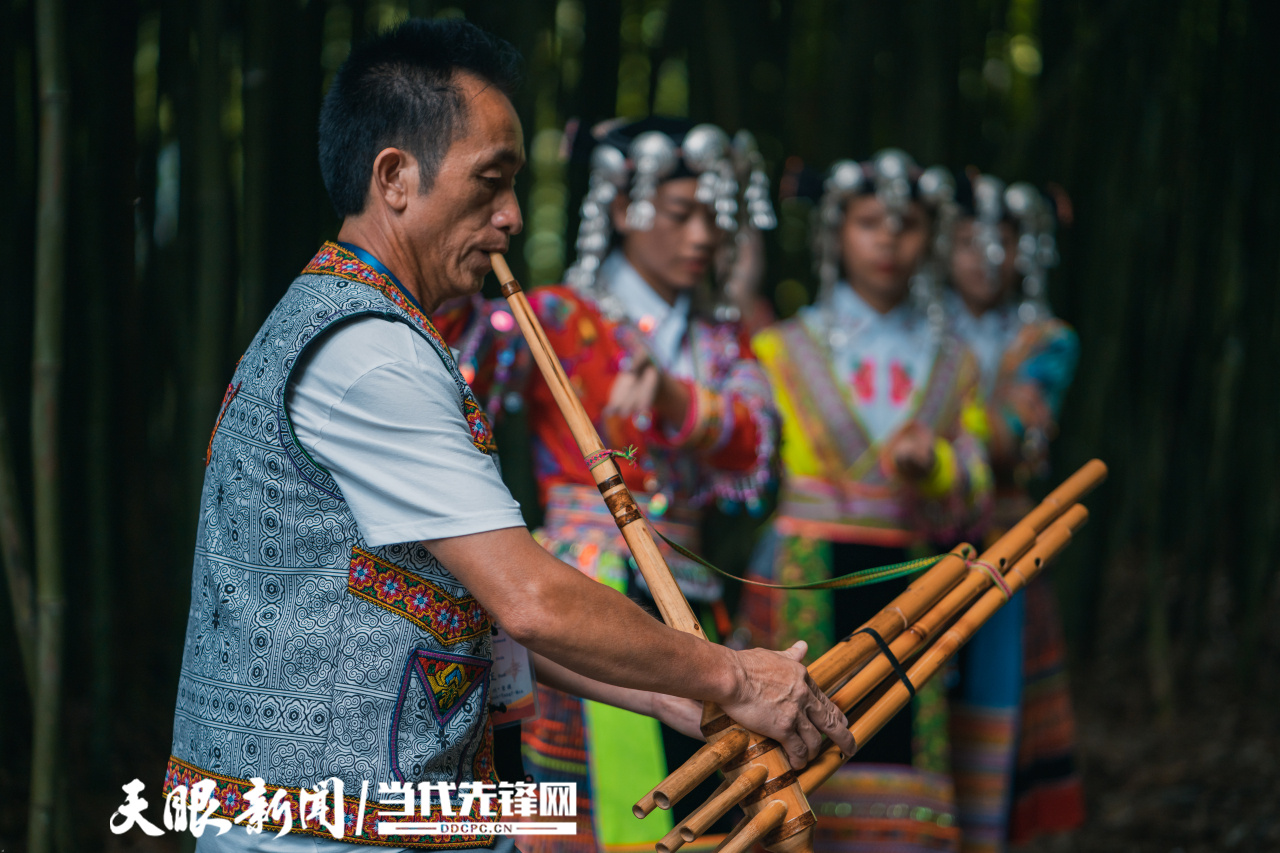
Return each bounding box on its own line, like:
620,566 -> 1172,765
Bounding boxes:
2,0 -> 1278,850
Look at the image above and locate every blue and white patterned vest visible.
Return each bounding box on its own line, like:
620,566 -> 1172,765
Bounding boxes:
164,243 -> 501,848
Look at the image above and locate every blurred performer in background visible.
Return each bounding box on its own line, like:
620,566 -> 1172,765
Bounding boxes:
946,173 -> 1083,852
742,150 -> 992,853
446,117 -> 780,852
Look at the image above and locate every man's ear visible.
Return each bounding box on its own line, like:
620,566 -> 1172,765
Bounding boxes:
370,147 -> 416,213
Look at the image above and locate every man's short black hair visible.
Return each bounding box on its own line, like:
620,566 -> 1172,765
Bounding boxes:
318,18 -> 521,219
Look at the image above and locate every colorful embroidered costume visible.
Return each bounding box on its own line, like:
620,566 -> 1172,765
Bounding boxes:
944,172 -> 1084,853
164,243 -> 519,849
444,259 -> 776,852
740,151 -> 992,853
946,295 -> 1083,852
746,290 -> 991,853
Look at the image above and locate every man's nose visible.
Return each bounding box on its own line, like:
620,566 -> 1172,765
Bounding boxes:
494,194 -> 523,236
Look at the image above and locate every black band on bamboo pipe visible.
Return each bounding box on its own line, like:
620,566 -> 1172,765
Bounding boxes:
762,811 -> 817,845
725,738 -> 780,770
596,475 -> 624,494
854,627 -> 915,698
614,508 -> 642,527
739,770 -> 798,805
499,279 -> 522,297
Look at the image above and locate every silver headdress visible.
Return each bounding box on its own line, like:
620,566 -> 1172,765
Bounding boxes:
565,118 -> 776,298
963,173 -> 1060,323
813,149 -> 956,337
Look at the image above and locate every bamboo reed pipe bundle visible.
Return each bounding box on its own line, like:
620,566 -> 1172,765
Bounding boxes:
798,504 -> 1089,795
828,503 -> 1083,716
811,459 -> 1105,690
638,458 -> 1108,821
666,509 -> 1082,852
636,542 -> 975,821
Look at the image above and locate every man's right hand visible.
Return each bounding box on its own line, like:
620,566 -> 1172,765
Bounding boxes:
718,641 -> 856,769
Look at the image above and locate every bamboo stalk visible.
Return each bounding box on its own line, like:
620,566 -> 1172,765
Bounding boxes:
799,505 -> 1089,794
650,460 -> 1104,804
0,381 -> 36,695
28,0 -> 67,849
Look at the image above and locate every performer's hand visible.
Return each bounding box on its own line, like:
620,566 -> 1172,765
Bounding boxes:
888,421 -> 937,482
649,692 -> 706,741
604,361 -> 661,423
722,641 -> 856,769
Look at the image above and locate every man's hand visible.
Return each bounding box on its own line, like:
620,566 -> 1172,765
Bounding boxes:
888,420 -> 937,482
720,641 -> 856,769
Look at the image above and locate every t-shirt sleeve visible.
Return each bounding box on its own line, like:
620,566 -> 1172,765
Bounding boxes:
285,316 -> 526,547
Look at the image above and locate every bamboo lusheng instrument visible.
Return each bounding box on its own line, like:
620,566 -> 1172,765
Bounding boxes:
490,253 -> 820,852
635,542 -> 976,821
657,509 -> 1080,851
640,458 -> 1109,824
799,503 -> 1090,794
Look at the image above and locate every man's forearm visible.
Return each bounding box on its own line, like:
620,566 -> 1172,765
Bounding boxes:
530,651 -> 655,716
428,526 -> 741,705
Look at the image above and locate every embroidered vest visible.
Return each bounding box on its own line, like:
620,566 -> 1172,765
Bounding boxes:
164,243 -> 500,848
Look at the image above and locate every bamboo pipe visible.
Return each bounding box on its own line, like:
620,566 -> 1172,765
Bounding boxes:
828,509 -> 1075,715
635,728 -> 751,816
490,254 -> 707,639
799,505 -> 1089,794
638,541 -> 971,819
715,800 -> 789,853
636,459 -> 1107,832
652,462 -> 1107,849
810,459 -> 1106,692
654,764 -> 768,853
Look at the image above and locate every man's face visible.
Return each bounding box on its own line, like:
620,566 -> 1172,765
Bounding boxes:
402,73 -> 524,305
839,195 -> 931,307
613,177 -> 720,295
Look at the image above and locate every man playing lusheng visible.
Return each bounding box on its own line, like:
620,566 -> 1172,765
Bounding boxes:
163,19 -> 854,853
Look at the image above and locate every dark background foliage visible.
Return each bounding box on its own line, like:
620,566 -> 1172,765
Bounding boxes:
1,0 -> 1277,850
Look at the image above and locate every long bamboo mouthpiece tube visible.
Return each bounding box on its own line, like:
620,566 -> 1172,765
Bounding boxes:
489,252 -> 706,639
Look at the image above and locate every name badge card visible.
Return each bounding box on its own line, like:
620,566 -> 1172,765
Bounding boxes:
490,626 -> 539,728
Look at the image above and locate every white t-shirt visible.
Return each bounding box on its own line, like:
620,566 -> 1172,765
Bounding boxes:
285,315 -> 525,547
